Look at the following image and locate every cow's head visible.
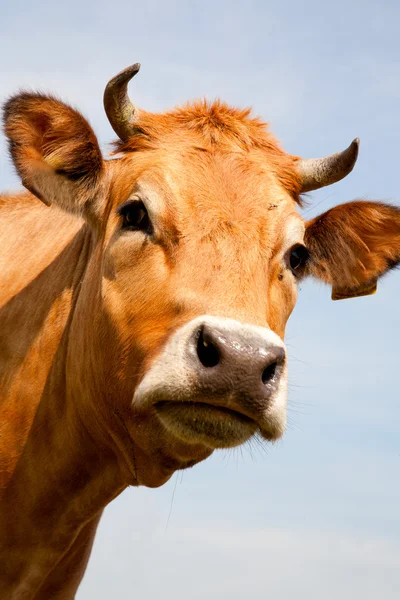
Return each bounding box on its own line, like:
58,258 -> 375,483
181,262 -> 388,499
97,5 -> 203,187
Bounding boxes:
4,64 -> 400,487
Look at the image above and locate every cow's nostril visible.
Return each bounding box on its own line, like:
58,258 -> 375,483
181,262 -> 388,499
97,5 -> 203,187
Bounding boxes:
262,362 -> 278,385
196,326 -> 220,368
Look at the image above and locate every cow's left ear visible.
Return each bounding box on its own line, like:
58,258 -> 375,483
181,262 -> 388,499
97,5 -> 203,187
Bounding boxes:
304,201 -> 400,300
3,93 -> 104,221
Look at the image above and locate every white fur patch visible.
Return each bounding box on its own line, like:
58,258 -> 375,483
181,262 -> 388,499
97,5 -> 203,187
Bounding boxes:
132,315 -> 288,438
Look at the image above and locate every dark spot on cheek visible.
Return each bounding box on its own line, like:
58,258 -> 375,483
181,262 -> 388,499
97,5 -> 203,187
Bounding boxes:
103,261 -> 116,281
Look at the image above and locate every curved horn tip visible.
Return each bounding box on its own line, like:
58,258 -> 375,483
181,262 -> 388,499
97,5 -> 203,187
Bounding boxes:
342,137 -> 360,168
103,63 -> 142,141
350,137 -> 360,154
298,137 -> 361,194
108,63 -> 141,86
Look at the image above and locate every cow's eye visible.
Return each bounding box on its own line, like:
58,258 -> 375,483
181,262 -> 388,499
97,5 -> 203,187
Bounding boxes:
289,244 -> 309,275
117,200 -> 152,234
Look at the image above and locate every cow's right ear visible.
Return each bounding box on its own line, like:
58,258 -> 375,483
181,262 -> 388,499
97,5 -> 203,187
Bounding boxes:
3,93 -> 104,220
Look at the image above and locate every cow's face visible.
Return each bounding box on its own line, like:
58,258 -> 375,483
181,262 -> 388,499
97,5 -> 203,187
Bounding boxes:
5,80 -> 400,487
106,151 -> 303,337
98,147 -> 303,472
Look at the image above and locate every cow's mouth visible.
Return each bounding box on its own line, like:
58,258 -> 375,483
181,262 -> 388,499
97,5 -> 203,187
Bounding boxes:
154,400 -> 259,449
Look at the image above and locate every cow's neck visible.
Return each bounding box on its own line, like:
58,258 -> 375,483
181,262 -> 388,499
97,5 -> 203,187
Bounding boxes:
0,213 -> 125,597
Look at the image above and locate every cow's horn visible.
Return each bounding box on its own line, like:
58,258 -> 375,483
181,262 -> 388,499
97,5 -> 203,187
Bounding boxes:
104,63 -> 141,141
297,138 -> 360,193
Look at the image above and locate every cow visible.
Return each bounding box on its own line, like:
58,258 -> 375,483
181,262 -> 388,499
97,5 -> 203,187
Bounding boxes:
0,62 -> 399,599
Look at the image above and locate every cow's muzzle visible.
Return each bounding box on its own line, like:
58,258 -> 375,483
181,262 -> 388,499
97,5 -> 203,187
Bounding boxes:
132,316 -> 288,449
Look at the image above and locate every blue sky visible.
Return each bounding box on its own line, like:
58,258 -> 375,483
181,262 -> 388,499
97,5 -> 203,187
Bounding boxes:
1,1 -> 400,598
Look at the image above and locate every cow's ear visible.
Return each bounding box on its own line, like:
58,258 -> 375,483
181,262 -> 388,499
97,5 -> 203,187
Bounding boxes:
304,201 -> 400,300
3,93 -> 104,220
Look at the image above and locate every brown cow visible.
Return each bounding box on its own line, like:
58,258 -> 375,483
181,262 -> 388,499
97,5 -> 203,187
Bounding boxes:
1,63 -> 399,599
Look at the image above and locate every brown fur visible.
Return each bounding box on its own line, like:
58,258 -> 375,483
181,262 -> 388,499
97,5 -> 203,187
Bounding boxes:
305,200 -> 400,290
4,94 -> 104,217
114,99 -> 303,199
1,89 -> 399,599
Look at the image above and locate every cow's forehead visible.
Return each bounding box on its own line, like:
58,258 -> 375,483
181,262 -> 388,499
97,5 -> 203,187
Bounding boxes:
109,148 -> 301,238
